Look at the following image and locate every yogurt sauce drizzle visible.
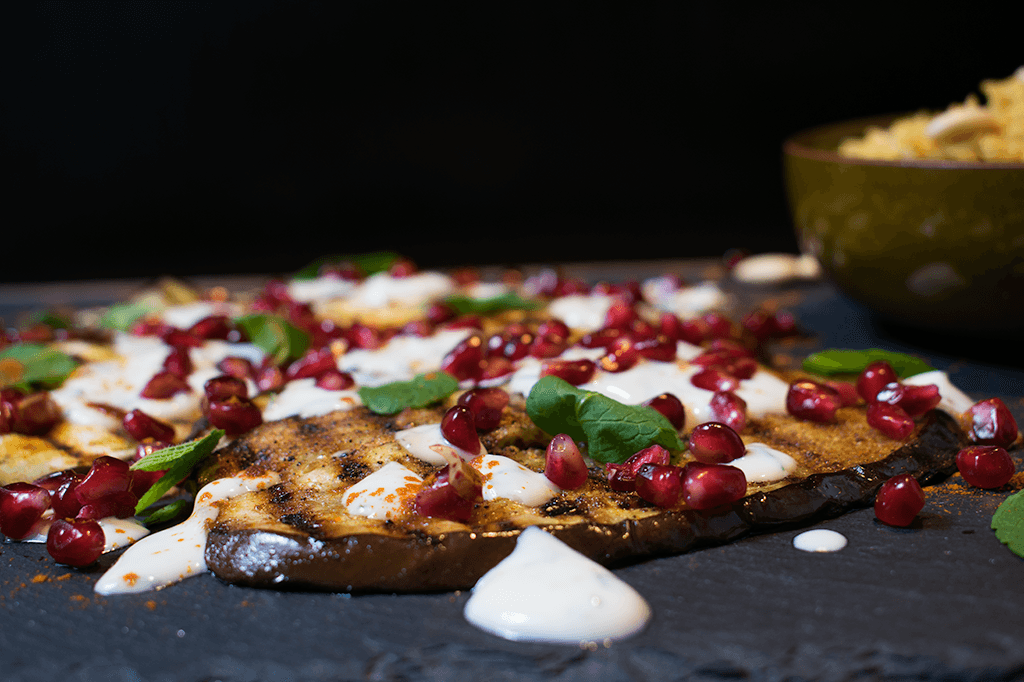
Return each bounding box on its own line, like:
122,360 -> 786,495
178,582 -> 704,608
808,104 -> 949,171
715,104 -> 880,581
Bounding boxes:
463,527 -> 651,644
793,529 -> 848,553
94,473 -> 278,595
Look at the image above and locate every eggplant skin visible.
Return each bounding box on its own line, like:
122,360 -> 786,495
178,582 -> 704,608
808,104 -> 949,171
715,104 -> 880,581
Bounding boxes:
205,409 -> 965,593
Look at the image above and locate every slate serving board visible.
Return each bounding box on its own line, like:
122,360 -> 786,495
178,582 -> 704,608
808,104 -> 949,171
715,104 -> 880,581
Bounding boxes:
2,260 -> 1023,682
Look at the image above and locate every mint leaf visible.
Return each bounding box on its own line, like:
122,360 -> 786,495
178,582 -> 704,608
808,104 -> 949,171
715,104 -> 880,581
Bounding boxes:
130,429 -> 224,515
358,372 -> 459,415
235,314 -> 310,365
444,292 -> 541,316
0,343 -> 79,390
98,301 -> 156,331
526,375 -> 686,464
992,490 -> 1024,559
802,348 -> 933,378
293,251 -> 403,280
137,499 -> 191,526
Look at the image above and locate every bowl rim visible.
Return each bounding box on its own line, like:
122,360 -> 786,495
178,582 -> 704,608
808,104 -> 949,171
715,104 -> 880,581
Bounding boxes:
783,112 -> 1024,170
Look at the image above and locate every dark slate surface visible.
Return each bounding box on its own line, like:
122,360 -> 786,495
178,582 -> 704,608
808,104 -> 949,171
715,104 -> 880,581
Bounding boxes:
3,261 -> 1024,682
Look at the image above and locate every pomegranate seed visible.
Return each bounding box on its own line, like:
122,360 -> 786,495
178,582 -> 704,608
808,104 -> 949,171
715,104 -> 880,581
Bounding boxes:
554,278 -> 589,296
262,278 -> 292,305
479,357 -> 516,381
8,392 -> 62,435
133,440 -> 172,463
347,322 -> 384,350
207,399 -> 263,436
389,259 -> 417,277
310,319 -> 347,348
605,444 -> 671,492
579,327 -> 625,350
457,388 -> 510,431
741,309 -> 776,343
255,361 -> 285,393
689,422 -> 745,463
701,312 -> 732,339
956,445 -> 1016,489
414,471 -> 475,522
874,474 -> 925,527
965,398 -> 1019,447
452,267 -> 480,286
866,401 -> 915,439
427,302 -> 456,325
441,405 -> 482,455
530,333 -> 569,359
52,473 -> 84,519
400,319 -> 434,337
46,518 -> 104,566
677,318 -> 709,346
0,483 -> 51,539
162,347 -> 193,379
604,300 -> 639,330
544,434 -> 588,489
285,348 -> 337,381
443,315 -> 483,331
188,315 -> 233,340
441,335 -> 485,382
32,469 -> 77,494
141,371 -> 191,399
161,327 -> 204,349
77,490 -> 137,520
658,313 -> 685,343
708,391 -> 747,431
123,409 -> 175,443
537,319 -> 570,340
129,468 -> 166,498
643,393 -> 685,430
636,463 -> 684,507
500,332 -> 534,361
825,380 -> 859,407
635,334 -> 676,362
217,356 -> 254,380
75,456 -> 132,504
682,462 -> 747,510
708,338 -> 754,358
599,336 -> 640,373
856,360 -> 898,403
875,382 -> 941,418
691,368 -> 740,393
315,369 -> 355,390
540,359 -> 597,386
786,379 -> 841,423
286,302 -> 319,333
204,375 -> 249,402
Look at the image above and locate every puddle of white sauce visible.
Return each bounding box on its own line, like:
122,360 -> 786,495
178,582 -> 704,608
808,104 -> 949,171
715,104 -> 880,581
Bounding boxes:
262,378 -> 361,420
342,462 -> 423,520
94,473 -> 278,595
394,422 -> 485,464
730,443 -> 798,483
470,455 -> 560,506
463,527 -> 651,644
793,529 -> 847,553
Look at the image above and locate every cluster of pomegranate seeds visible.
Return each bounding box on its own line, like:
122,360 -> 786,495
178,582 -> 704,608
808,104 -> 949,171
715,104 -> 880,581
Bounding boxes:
644,393 -> 685,430
786,379 -> 841,423
123,409 -> 175,443
606,445 -> 671,492
964,397 -> 1019,447
440,405 -> 482,455
0,388 -> 62,435
541,358 -> 597,386
284,347 -> 338,381
606,442 -> 747,510
956,445 -> 1016,489
874,474 -> 925,527
544,434 -> 588,489
866,401 -> 915,439
850,360 -> 943,439
202,375 -> 262,436
688,422 -> 745,463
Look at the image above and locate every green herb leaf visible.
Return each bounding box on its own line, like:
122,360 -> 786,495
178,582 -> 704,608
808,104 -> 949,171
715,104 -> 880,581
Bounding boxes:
525,375 -> 686,464
802,348 -> 933,378
992,490 -> 1024,559
98,301 -> 157,331
137,499 -> 191,526
443,292 -> 541,316
358,372 -> 459,415
0,343 -> 80,390
293,251 -> 403,280
234,314 -> 310,365
27,310 -> 73,330
130,429 -> 224,515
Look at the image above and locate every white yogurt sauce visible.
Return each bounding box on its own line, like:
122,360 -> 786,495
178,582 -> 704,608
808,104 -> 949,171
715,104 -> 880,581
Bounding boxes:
339,329 -> 470,386
470,454 -> 560,506
287,275 -> 357,303
262,378 -> 361,421
463,527 -> 651,644
159,301 -> 244,330
343,462 -> 423,520
394,422 -> 484,464
16,514 -> 149,553
546,294 -> 615,331
94,473 -> 278,595
729,442 -> 798,483
903,370 -> 975,416
346,271 -> 457,309
647,281 -> 729,318
793,529 -> 848,553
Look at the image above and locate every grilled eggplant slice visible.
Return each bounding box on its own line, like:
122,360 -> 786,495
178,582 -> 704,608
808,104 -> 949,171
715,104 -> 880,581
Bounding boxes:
203,401 -> 966,593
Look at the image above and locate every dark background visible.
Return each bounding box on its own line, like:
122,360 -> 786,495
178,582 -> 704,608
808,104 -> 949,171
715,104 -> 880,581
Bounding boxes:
2,1 -> 1021,282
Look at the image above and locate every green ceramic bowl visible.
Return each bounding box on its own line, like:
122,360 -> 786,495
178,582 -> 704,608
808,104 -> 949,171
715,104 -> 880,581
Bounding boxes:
783,114 -> 1024,333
